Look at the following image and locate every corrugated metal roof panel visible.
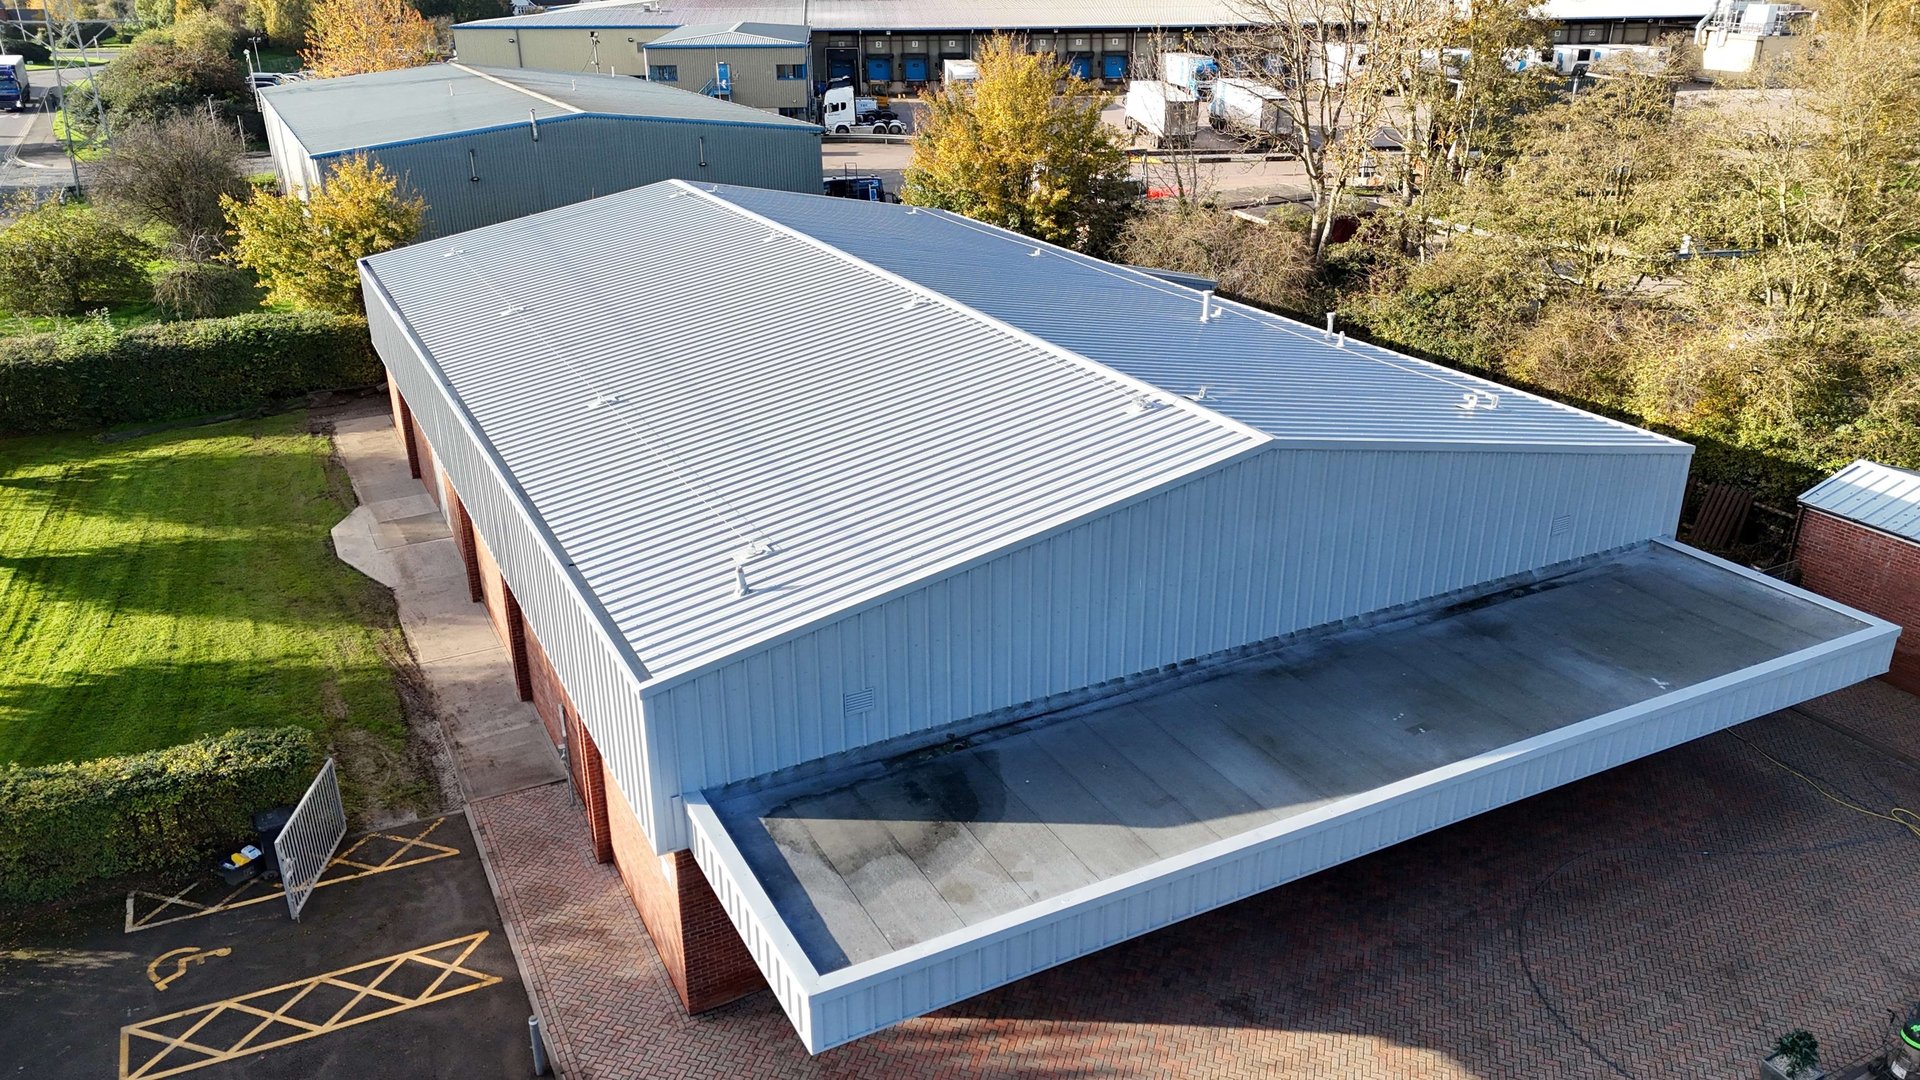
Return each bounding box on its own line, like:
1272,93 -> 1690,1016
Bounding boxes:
715,185 -> 1687,450
1800,460 -> 1920,543
260,64 -> 811,155
648,20 -> 809,45
361,181 -> 1263,679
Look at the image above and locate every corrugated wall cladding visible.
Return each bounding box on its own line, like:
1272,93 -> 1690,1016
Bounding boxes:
261,101 -> 319,198
364,274 -> 659,819
325,116 -> 820,238
644,443 -> 1693,852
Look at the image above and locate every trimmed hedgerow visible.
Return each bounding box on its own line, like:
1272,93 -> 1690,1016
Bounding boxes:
0,726 -> 321,906
0,311 -> 379,434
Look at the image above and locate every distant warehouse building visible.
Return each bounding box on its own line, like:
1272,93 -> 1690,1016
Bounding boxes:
258,63 -> 820,238
452,0 -> 1715,97
640,23 -> 812,116
360,180 -> 1895,1053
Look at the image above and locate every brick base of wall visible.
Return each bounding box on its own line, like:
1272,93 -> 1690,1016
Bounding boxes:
1797,509 -> 1920,695
604,762 -> 765,1014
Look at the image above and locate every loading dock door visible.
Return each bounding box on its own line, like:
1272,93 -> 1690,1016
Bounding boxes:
1068,54 -> 1093,78
1102,54 -> 1128,79
903,55 -> 928,81
826,49 -> 857,81
865,56 -> 893,82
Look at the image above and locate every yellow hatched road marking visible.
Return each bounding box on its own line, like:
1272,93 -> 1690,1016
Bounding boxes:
119,931 -> 500,1080
125,818 -> 459,933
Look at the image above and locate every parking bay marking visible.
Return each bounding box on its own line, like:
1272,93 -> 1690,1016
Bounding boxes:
119,930 -> 500,1079
124,817 -> 459,933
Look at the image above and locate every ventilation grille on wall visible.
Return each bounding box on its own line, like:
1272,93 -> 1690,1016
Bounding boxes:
1551,513 -> 1574,537
843,688 -> 876,715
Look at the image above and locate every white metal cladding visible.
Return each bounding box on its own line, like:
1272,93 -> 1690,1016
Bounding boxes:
323,116 -> 821,238
1800,459 -> 1920,544
686,549 -> 1897,1053
714,186 -> 1685,451
363,272 -> 659,826
360,182 -> 1264,846
641,443 -> 1692,852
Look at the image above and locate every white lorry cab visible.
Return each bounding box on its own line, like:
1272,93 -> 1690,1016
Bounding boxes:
1159,52 -> 1220,98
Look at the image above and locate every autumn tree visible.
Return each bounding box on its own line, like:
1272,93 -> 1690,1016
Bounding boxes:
302,0 -> 435,77
224,155 -> 426,312
904,35 -> 1135,255
0,198 -> 154,316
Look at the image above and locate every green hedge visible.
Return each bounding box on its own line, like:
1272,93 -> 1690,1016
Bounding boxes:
0,312 -> 380,435
0,727 -> 321,907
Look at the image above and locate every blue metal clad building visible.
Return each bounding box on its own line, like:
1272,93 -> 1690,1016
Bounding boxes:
258,64 -> 820,238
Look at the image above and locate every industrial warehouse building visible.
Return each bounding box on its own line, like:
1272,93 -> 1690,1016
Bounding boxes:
258,64 -> 820,238
1796,461 -> 1920,694
453,0 -> 1713,96
359,180 -> 1895,1053
641,23 -> 812,115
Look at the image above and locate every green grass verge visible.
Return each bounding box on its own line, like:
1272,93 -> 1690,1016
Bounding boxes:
0,412 -> 411,775
0,304 -> 163,338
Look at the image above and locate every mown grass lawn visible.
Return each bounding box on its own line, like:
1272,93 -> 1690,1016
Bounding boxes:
0,413 -> 408,769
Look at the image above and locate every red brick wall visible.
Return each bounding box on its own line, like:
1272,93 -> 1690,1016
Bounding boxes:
605,760 -> 764,1013
1797,509 -> 1920,693
388,377 -> 420,480
526,623 -> 568,749
443,483 -> 484,604
568,708 -> 612,863
469,530 -> 533,699
420,437 -> 442,511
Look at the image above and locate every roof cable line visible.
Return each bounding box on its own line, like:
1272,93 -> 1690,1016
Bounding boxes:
443,245 -> 773,556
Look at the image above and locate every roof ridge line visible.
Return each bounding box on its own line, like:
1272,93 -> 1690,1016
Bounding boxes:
671,182 -> 1274,448
449,63 -> 583,113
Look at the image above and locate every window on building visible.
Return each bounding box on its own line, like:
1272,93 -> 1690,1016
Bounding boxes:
776,63 -> 806,79
649,64 -> 678,81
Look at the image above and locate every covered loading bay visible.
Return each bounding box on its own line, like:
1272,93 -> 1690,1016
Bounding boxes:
690,541 -> 1895,1051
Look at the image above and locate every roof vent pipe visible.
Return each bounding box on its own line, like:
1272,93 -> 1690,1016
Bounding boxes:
1324,312 -> 1335,338
528,109 -> 539,141
1200,290 -> 1216,322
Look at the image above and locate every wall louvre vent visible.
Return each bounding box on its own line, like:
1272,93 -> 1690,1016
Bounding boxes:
1551,513 -> 1574,537
843,688 -> 876,715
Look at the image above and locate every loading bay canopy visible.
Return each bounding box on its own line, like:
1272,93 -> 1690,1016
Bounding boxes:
686,540 -> 1897,1053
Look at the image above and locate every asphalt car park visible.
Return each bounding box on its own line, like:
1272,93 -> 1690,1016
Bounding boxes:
0,814 -> 535,1080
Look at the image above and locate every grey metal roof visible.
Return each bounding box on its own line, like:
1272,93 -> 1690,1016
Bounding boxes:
1800,460 -> 1920,543
646,20 -> 808,45
461,0 -> 1248,31
360,180 -> 1262,680
714,185 -> 1688,450
259,63 -> 811,156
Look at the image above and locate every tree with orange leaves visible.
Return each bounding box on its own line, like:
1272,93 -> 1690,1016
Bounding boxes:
302,0 -> 436,78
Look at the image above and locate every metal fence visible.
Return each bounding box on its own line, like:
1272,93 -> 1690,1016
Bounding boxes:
275,758 -> 347,921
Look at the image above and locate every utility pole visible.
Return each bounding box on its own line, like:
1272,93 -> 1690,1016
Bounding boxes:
40,9 -> 83,195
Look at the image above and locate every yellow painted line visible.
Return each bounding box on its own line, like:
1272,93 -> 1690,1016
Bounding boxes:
119,931 -> 500,1080
125,819 -> 458,933
146,947 -> 231,992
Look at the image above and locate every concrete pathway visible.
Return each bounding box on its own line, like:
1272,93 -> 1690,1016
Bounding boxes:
328,398 -> 566,803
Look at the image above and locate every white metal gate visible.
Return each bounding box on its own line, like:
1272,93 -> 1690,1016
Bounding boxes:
276,757 -> 347,921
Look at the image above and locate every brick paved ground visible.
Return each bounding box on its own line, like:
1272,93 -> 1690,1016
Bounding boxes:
469,685 -> 1920,1080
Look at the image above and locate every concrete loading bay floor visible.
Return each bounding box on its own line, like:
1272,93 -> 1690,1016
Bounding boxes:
710,542 -> 1872,975
0,814 -> 535,1080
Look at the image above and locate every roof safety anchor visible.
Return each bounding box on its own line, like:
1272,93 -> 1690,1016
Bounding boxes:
1457,390 -> 1501,411
732,540 -> 775,597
